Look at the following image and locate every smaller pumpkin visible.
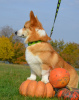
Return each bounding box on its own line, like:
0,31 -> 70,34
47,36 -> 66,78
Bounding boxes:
57,88 -> 79,100
49,68 -> 70,88
19,80 -> 55,98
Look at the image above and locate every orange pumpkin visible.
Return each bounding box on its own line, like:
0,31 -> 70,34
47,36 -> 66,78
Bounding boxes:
19,80 -> 55,98
49,68 -> 70,88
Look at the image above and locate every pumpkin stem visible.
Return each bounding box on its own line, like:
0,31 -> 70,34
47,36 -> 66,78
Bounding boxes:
66,85 -> 73,91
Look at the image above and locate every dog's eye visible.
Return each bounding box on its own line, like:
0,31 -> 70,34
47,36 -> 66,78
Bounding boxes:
24,26 -> 25,28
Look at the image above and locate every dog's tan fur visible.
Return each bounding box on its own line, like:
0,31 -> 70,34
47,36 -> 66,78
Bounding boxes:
16,11 -> 78,88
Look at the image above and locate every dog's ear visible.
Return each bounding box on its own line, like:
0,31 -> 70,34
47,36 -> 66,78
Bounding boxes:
30,11 -> 37,25
35,15 -> 43,28
35,15 -> 39,21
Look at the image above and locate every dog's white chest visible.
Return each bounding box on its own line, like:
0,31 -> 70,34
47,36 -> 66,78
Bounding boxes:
25,48 -> 42,76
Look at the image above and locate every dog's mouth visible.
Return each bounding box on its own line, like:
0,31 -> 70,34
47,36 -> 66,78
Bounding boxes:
15,28 -> 29,38
21,34 -> 26,38
15,31 -> 26,38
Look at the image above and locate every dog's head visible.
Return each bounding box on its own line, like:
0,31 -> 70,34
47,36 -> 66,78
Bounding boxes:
15,11 -> 51,43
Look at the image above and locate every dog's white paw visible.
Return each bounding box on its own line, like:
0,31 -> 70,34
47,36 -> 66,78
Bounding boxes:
27,76 -> 36,80
41,79 -> 49,83
41,70 -> 49,83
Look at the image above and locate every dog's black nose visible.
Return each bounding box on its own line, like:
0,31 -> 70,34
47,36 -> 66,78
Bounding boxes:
15,31 -> 17,35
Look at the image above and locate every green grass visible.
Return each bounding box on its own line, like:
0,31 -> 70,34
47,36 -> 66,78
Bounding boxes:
0,63 -> 79,100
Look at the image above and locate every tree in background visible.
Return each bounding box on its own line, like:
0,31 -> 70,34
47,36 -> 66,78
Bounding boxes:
0,26 -> 27,64
12,42 -> 27,64
0,26 -> 14,37
0,36 -> 14,61
60,43 -> 79,68
50,40 -> 79,68
50,39 -> 65,53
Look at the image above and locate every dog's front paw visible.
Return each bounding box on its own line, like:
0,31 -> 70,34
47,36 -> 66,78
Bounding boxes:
41,70 -> 49,83
27,76 -> 36,80
41,79 -> 49,84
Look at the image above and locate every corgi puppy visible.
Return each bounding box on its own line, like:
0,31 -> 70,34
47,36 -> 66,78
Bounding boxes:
15,11 -> 78,88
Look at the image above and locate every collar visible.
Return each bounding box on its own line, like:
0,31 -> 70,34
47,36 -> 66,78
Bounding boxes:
28,40 -> 43,46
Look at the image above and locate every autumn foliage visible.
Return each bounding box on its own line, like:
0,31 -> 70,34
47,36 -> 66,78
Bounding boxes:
0,34 -> 27,64
12,42 -> 26,64
0,36 -> 14,61
50,40 -> 79,68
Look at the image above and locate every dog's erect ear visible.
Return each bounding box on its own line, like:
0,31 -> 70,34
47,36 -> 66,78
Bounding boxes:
35,15 -> 43,29
35,15 -> 39,21
30,11 -> 37,25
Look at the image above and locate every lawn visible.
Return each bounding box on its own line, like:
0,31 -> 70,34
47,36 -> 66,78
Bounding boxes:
0,63 -> 79,100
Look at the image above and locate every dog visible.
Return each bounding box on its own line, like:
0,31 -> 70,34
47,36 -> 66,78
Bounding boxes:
15,11 -> 78,88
